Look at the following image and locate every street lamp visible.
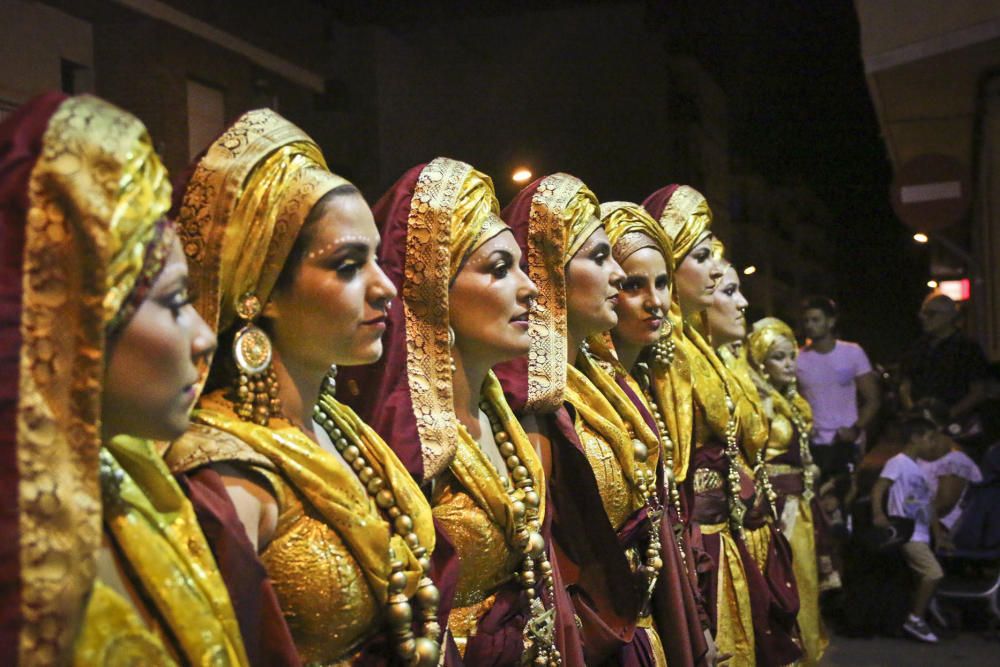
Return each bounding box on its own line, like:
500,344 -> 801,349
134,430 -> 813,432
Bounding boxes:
512,168 -> 532,183
743,265 -> 757,275
927,280 -> 938,288
913,232 -> 929,243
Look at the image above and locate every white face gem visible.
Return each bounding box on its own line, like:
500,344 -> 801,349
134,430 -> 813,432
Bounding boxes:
304,235 -> 379,260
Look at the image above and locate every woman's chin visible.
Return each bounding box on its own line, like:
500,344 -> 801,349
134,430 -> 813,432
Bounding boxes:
337,341 -> 384,367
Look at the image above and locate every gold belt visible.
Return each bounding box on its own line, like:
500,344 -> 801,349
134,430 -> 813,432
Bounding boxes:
693,467 -> 723,494
765,463 -> 802,477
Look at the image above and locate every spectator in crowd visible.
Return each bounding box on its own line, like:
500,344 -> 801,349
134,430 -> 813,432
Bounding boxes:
870,416 -> 945,643
901,294 -> 989,422
919,432 -> 981,549
797,296 -> 881,479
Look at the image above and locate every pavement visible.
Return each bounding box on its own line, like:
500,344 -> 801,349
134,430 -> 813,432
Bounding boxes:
822,631 -> 998,666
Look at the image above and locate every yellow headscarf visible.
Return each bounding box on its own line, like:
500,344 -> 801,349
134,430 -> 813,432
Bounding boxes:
15,94 -> 241,664
494,172 -> 593,414
747,317 -> 813,427
655,185 -> 713,265
176,109 -> 350,341
747,317 -> 796,372
643,186 -> 716,483
447,168 -> 508,278
601,200 -> 675,279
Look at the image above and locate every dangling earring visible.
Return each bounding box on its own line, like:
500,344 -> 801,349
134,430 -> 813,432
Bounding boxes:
325,364 -> 338,394
233,293 -> 281,425
448,326 -> 457,373
652,319 -> 675,366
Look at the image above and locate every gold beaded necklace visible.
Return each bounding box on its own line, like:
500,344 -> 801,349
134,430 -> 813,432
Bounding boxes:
313,392 -> 442,667
577,342 -> 665,606
479,399 -> 562,667
634,323 -> 689,566
785,389 -> 816,503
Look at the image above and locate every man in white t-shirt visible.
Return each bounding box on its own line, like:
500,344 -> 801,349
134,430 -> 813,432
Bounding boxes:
871,416 -> 944,643
797,296 -> 881,479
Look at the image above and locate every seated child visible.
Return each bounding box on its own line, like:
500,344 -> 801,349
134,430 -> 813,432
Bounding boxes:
870,416 -> 943,643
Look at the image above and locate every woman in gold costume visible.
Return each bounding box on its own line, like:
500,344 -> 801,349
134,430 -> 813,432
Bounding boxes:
704,243 -> 801,667
339,157 -> 574,665
599,200 -> 717,666
165,109 -> 444,666
0,92 -> 246,666
643,185 -> 800,666
747,318 -> 829,665
500,176 -> 687,665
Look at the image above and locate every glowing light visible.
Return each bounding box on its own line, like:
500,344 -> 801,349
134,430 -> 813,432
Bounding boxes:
913,232 -> 929,243
939,279 -> 971,301
743,265 -> 757,275
927,280 -> 938,288
512,168 -> 532,183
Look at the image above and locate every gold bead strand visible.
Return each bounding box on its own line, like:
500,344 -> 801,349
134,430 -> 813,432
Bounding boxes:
314,395 -> 441,666
480,400 -> 561,666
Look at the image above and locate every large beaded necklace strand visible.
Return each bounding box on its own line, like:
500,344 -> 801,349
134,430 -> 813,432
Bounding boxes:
313,392 -> 442,667
634,322 -> 687,565
579,342 -> 664,604
480,399 -> 562,667
722,391 -> 746,536
785,388 -> 816,503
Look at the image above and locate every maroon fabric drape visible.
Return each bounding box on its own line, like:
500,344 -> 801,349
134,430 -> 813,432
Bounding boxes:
547,407 -> 640,664
176,469 -> 301,667
499,178 -> 709,666
492,175 -> 545,413
616,377 -> 709,667
641,184 -> 681,224
0,91 -> 69,663
337,163 -> 427,482
686,437 -> 802,667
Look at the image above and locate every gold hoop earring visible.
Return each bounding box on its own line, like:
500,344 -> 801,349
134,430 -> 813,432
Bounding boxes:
233,293 -> 281,425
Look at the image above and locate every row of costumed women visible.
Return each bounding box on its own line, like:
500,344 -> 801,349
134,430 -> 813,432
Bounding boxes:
1,93 -> 835,666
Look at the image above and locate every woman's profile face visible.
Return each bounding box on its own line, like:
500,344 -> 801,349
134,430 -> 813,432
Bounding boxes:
449,229 -> 538,367
266,192 -> 397,371
103,234 -> 217,441
612,246 -> 670,350
566,225 -> 626,342
674,235 -> 724,315
707,265 -> 749,346
763,336 -> 797,390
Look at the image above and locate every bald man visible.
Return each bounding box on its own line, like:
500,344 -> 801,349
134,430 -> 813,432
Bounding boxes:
901,294 -> 989,420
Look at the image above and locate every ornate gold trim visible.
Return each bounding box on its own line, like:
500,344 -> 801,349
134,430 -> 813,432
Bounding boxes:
404,158 -> 469,480
163,423 -> 276,474
522,173 -> 580,413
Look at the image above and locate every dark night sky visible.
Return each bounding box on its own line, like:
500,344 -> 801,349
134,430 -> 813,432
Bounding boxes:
327,0 -> 927,363
652,0 -> 927,363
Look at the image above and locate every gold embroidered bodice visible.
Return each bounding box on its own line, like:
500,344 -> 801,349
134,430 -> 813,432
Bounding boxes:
166,396 -> 436,667
254,466 -> 380,664
432,469 -> 521,607
765,410 -> 795,463
576,417 -> 635,530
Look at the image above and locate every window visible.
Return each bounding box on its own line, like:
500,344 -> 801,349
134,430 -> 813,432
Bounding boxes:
187,79 -> 225,160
